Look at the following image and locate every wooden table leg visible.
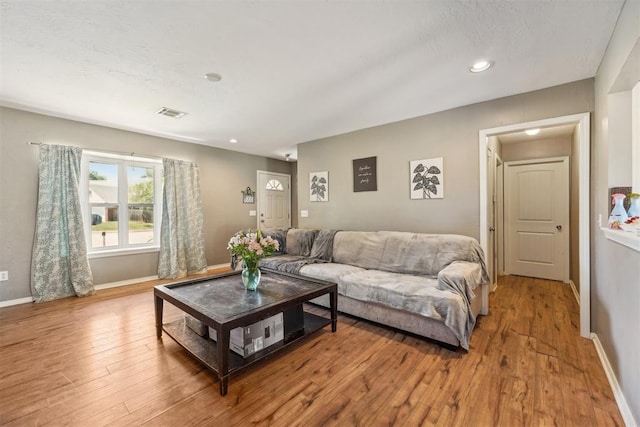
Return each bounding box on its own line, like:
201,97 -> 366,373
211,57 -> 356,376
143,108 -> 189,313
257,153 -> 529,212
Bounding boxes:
330,288 -> 338,332
217,327 -> 230,395
154,292 -> 164,338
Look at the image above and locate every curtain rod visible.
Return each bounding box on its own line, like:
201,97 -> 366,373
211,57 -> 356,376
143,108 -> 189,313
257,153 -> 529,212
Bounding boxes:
28,141 -> 166,161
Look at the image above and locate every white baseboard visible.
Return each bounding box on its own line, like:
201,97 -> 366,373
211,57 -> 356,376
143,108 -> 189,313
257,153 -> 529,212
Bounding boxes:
0,296 -> 33,308
569,280 -> 580,305
95,263 -> 229,291
0,264 -> 230,308
94,275 -> 159,290
591,333 -> 638,427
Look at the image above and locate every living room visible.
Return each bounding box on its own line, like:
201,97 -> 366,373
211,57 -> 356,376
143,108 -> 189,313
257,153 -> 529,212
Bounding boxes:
1,1 -> 639,425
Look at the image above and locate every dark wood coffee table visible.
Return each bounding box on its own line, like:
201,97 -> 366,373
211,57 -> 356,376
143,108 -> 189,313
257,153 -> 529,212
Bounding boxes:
154,268 -> 337,395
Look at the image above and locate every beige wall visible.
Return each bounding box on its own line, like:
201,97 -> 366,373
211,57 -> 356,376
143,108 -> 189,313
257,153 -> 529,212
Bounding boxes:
607,90 -> 634,187
290,161 -> 299,228
296,79 -> 594,240
592,0 -> 640,422
0,107 -> 292,301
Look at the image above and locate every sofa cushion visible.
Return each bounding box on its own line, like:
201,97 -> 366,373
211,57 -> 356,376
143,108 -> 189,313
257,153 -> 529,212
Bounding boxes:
286,229 -> 318,256
309,229 -> 339,261
333,231 -> 487,277
299,262 -> 365,284
332,231 -> 386,270
333,231 -> 488,280
338,269 -> 472,349
437,261 -> 483,305
260,255 -> 308,271
377,231 -> 488,277
261,228 -> 288,255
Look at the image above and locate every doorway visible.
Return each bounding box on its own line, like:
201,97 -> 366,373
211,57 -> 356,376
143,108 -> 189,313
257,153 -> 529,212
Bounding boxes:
504,157 -> 570,282
256,171 -> 291,230
479,113 -> 590,338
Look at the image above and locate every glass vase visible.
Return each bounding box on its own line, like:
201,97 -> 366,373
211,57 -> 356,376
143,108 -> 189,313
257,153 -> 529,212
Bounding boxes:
608,193 -> 628,226
241,266 -> 261,291
628,196 -> 640,218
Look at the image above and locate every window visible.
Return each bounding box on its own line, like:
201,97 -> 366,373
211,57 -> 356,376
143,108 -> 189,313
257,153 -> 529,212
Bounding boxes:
265,179 -> 284,191
80,151 -> 162,256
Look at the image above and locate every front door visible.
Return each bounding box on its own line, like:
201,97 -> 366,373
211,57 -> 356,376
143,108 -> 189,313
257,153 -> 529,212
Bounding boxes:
257,171 -> 291,230
505,157 -> 569,282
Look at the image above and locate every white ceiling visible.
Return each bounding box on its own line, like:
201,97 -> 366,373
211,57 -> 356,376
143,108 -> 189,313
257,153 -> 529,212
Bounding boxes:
0,1 -> 624,161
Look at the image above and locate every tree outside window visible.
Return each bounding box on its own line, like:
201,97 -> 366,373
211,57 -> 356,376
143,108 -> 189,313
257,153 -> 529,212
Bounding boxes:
82,153 -> 162,253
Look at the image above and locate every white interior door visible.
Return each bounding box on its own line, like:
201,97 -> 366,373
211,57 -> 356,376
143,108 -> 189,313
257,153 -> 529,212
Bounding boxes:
505,157 -> 569,282
257,171 -> 291,230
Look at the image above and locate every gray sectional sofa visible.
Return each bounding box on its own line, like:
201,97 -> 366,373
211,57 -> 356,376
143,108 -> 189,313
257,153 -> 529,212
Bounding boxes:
259,228 -> 489,350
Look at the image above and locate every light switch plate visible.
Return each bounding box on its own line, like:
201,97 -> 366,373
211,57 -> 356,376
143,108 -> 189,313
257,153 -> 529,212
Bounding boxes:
0,271 -> 8,281
249,210 -> 257,217
301,210 -> 309,218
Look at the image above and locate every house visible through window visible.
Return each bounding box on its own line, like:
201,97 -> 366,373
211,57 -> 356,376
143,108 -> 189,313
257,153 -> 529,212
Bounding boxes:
81,151 -> 162,255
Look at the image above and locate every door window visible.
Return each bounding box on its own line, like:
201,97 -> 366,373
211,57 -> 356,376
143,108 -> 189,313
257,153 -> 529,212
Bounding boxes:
265,179 -> 284,191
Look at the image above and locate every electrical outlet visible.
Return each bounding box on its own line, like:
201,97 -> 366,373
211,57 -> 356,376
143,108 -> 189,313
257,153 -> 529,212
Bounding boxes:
0,271 -> 8,281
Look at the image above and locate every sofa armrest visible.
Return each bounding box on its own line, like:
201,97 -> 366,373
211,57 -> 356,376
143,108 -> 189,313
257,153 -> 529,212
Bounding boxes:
437,261 -> 484,304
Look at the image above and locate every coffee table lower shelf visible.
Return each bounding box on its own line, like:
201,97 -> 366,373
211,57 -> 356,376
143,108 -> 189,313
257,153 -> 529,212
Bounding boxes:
162,311 -> 330,377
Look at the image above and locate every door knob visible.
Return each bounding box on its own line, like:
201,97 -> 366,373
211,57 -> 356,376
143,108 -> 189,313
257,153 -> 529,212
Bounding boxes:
556,225 -> 562,231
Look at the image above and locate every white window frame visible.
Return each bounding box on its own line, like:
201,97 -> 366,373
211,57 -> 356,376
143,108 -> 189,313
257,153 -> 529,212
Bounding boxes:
80,151 -> 163,258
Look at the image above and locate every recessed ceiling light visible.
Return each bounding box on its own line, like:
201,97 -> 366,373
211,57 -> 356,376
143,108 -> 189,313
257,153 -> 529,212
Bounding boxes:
525,128 -> 541,136
229,138 -> 238,144
204,73 -> 222,82
469,60 -> 492,73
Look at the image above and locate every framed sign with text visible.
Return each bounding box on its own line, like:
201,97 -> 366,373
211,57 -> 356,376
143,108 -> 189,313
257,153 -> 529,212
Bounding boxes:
353,156 -> 377,192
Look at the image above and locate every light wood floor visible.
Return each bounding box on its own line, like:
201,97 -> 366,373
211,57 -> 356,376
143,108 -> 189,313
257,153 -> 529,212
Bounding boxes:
0,272 -> 624,426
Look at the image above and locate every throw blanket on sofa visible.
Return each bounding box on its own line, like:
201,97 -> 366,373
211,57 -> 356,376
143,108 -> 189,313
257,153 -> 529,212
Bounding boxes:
260,255 -> 329,274
260,229 -> 340,274
338,270 -> 474,349
252,228 -> 487,349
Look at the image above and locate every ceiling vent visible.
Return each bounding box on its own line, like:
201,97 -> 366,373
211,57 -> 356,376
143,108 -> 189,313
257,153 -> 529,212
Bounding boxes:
155,107 -> 187,119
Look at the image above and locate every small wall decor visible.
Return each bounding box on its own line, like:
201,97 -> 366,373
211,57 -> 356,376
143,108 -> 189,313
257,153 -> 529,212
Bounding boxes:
353,156 -> 377,192
241,186 -> 255,204
310,171 -> 329,202
410,157 -> 443,199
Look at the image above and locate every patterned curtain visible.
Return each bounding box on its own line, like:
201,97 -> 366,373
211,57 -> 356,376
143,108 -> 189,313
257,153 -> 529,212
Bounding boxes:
158,158 -> 207,279
31,144 -> 94,302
